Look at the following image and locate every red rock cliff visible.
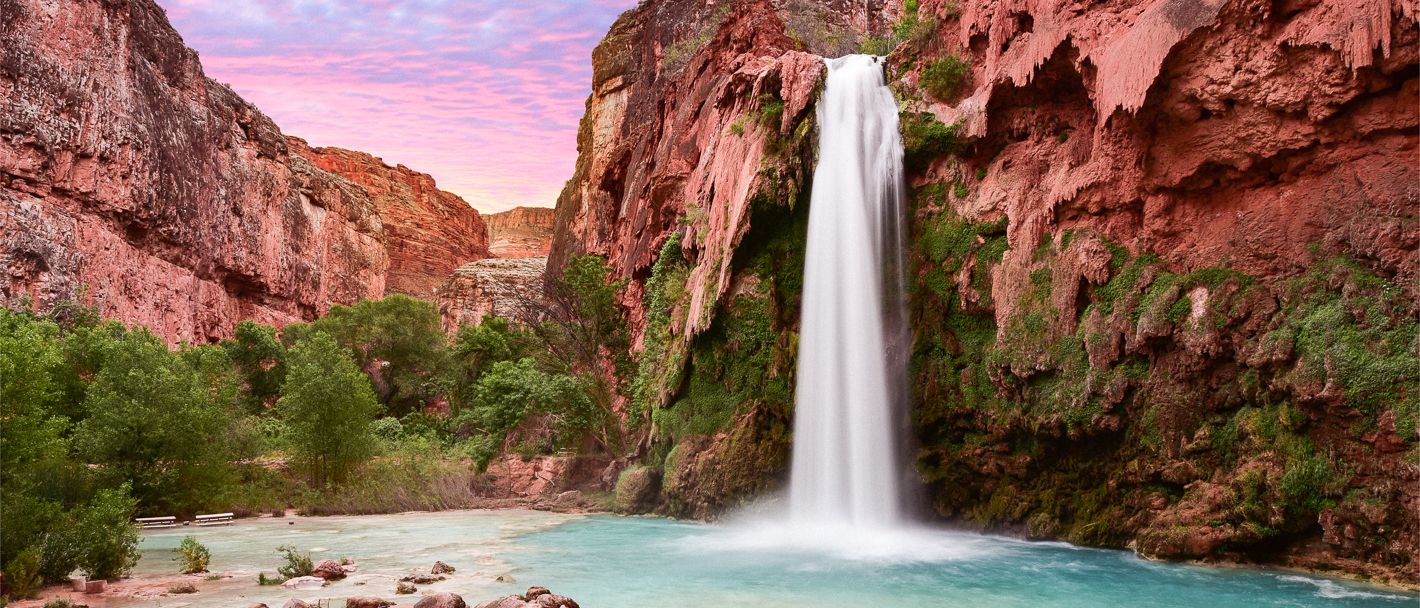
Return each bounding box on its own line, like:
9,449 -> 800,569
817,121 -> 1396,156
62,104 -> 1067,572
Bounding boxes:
0,0 -> 496,343
551,0 -> 1419,583
0,0 -> 389,342
288,137 -> 491,299
485,206 -> 556,258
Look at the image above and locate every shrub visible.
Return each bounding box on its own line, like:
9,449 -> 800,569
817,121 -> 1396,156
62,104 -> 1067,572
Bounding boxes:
257,572 -> 283,586
174,536 -> 211,574
371,417 -> 405,442
76,484 -> 141,581
920,55 -> 971,100
274,545 -> 313,580
3,547 -> 44,600
167,583 -> 198,594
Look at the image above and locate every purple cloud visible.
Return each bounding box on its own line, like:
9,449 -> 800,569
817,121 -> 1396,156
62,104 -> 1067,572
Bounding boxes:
159,0 -> 637,213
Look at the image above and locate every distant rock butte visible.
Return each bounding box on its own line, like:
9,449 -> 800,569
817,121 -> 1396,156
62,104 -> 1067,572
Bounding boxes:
485,206 -> 556,258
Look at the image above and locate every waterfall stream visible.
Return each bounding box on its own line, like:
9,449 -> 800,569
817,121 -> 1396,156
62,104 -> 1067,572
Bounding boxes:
788,54 -> 910,529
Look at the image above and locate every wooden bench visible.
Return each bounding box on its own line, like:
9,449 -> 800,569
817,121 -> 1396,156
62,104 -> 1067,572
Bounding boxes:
135,516 -> 178,529
194,512 -> 234,526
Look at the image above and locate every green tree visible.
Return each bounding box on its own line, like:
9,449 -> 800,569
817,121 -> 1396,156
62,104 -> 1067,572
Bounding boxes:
0,309 -> 73,568
278,332 -> 382,486
222,320 -> 288,413
73,329 -> 233,513
284,295 -> 447,415
520,255 -> 633,452
447,315 -> 530,413
51,319 -> 129,423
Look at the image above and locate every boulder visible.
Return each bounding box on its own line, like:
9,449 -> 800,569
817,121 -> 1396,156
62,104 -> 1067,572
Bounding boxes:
530,595 -> 579,608
612,466 -> 661,513
474,597 -> 527,608
345,597 -> 394,608
396,581 -> 417,594
431,560 -> 456,575
413,593 -> 468,608
83,579 -> 106,594
247,604 -> 270,608
282,600 -> 314,608
313,559 -> 348,580
401,572 -> 445,584
282,576 -> 329,590
473,588 -> 579,608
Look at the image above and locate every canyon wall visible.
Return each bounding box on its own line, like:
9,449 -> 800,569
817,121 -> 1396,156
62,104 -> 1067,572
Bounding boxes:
288,137 -> 490,299
486,206 -> 556,258
551,0 -> 1419,584
0,0 -> 488,343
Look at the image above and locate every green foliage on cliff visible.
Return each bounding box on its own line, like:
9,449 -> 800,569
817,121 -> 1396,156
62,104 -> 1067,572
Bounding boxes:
632,237 -> 692,428
908,215 -> 1414,555
901,112 -> 966,171
920,55 -> 971,100
861,0 -> 935,56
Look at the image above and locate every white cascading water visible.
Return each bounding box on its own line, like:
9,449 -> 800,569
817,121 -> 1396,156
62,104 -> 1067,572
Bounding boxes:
788,54 -> 909,529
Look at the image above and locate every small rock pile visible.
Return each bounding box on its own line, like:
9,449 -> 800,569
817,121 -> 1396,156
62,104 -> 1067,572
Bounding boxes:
475,586 -> 580,608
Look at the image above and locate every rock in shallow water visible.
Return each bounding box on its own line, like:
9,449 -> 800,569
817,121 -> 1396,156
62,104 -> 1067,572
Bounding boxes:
414,593 -> 468,608
431,560 -> 456,575
345,597 -> 394,608
312,559 -> 348,580
281,576 -> 328,590
473,587 -> 580,608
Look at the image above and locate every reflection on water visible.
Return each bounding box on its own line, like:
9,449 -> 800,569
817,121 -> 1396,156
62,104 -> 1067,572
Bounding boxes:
96,510 -> 1415,608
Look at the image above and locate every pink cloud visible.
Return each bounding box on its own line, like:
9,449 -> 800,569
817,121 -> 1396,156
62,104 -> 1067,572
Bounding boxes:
159,0 -> 637,213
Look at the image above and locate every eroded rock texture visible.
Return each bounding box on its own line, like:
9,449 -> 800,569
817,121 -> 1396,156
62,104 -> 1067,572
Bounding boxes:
550,0 -> 1418,583
892,0 -> 1418,584
437,257 -> 547,332
287,137 -> 490,300
0,0 -> 391,343
486,206 -> 556,258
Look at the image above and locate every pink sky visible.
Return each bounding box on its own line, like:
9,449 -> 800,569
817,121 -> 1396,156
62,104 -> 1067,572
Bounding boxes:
160,0 -> 637,213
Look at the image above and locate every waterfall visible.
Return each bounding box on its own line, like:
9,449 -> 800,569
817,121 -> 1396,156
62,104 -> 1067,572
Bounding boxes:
788,54 -> 909,529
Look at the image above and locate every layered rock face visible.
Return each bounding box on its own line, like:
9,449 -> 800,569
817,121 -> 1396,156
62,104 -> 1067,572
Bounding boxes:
437,257 -> 547,331
0,0 -> 389,342
288,137 -> 490,299
486,206 -> 556,258
553,0 -> 1418,583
